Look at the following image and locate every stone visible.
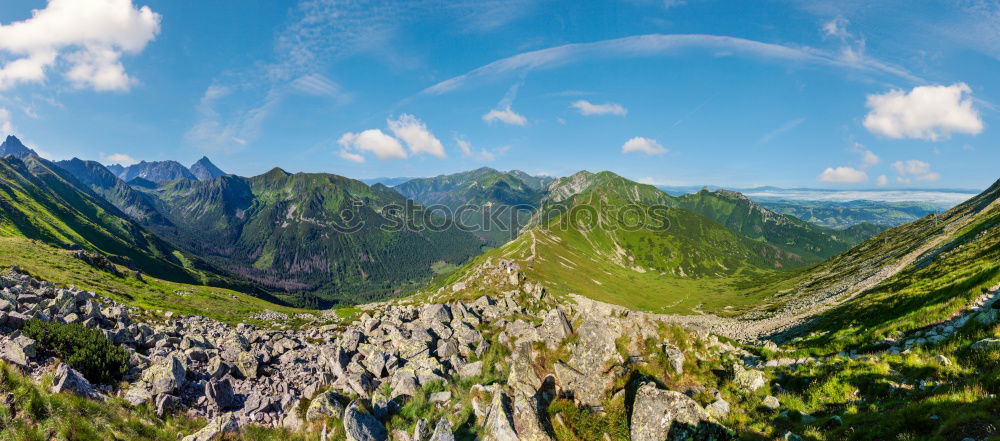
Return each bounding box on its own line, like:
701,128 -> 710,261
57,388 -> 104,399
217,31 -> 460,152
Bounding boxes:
662,344 -> 684,376
207,357 -> 229,379
458,360 -> 483,379
2,334 -> 36,366
706,399 -> 730,420
782,432 -> 803,441
483,391 -> 519,441
630,383 -> 732,441
50,363 -> 100,400
344,401 -> 388,441
762,396 -> 780,410
141,355 -> 186,395
413,418 -> 432,441
421,304 -> 452,324
236,351 -> 260,379
935,355 -> 951,366
181,413 -> 240,441
429,391 -> 452,404
205,378 -> 235,410
511,393 -> 554,441
971,338 -> 1000,352
428,418 -> 455,441
307,391 -> 347,421
156,393 -> 179,417
538,308 -> 572,349
732,365 -> 767,392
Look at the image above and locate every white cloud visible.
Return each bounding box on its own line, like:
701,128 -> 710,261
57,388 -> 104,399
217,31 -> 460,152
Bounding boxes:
622,137 -> 667,155
338,150 -> 365,163
875,175 -> 889,187
892,159 -> 931,176
338,129 -> 407,160
423,33 -> 921,95
891,159 -> 940,183
101,153 -> 138,166
571,100 -> 627,116
387,114 -> 445,157
818,166 -> 868,183
859,150 -> 880,168
822,17 -> 851,39
0,108 -> 13,134
455,136 -> 498,161
482,107 -> 527,126
0,0 -> 161,91
863,83 -> 984,141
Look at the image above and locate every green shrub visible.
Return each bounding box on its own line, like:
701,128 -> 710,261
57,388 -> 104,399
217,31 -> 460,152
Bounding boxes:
22,319 -> 129,385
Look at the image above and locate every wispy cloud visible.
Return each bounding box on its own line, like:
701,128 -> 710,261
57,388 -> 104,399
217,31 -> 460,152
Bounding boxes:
455,135 -> 504,161
423,34 -> 922,95
757,118 -> 805,145
571,100 -> 628,116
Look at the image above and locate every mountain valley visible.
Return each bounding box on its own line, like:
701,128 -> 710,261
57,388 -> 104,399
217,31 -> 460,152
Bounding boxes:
0,135 -> 996,441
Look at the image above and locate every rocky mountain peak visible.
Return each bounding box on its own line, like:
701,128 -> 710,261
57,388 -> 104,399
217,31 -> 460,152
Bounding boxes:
190,156 -> 227,181
0,135 -> 37,159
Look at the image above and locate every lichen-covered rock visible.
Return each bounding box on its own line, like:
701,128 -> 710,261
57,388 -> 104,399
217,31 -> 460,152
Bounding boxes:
236,351 -> 260,379
344,401 -> 388,441
307,391 -> 347,421
538,308 -> 572,349
205,378 -> 235,410
428,418 -> 455,441
762,395 -> 780,410
483,391 -> 519,441
971,338 -> 1000,352
512,393 -> 554,441
413,418 -> 431,441
732,365 -> 767,392
142,355 -> 186,395
630,383 -> 732,441
662,344 -> 684,375
181,413 -> 240,441
51,363 -> 101,400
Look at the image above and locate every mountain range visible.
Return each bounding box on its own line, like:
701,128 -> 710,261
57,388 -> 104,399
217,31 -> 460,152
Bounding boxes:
0,135 -> 923,308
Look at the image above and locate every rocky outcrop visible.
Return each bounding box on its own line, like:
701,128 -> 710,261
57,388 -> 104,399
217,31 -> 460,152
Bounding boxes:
344,401 -> 388,441
630,382 -> 733,441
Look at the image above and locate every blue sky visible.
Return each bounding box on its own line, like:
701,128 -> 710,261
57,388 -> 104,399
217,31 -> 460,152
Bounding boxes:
0,0 -> 998,190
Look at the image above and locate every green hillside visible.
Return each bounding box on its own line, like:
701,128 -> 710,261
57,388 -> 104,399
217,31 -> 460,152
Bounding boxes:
0,155 -> 217,285
677,188 -> 881,264
393,167 -> 546,245
136,168 -> 484,307
781,177 -> 1000,353
442,171 -> 802,314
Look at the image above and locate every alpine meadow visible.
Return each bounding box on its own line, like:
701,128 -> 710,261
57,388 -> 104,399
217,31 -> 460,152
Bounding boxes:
0,1 -> 997,441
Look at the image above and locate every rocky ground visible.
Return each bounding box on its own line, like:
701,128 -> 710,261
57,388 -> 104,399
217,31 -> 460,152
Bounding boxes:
0,260 -> 768,441
2,257 -> 997,441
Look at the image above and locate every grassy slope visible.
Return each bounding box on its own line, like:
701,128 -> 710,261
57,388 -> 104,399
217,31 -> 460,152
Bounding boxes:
436,172 -> 803,315
676,189 -> 878,264
786,184 -> 1000,354
0,156 -> 216,285
0,237 -> 314,326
